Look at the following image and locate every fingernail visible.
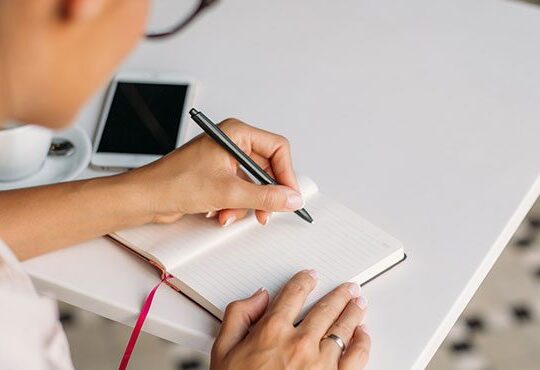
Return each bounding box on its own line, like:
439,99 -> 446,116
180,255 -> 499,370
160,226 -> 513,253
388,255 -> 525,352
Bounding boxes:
305,269 -> 318,280
262,213 -> 271,226
223,216 -> 236,227
360,324 -> 368,334
251,287 -> 266,297
206,211 -> 217,218
345,282 -> 361,297
353,296 -> 368,310
285,190 -> 304,210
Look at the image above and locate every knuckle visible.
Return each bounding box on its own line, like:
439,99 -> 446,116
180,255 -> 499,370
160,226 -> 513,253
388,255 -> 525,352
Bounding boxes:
314,301 -> 336,316
276,134 -> 289,146
257,315 -> 286,341
345,303 -> 363,320
294,332 -> 314,351
220,118 -> 239,127
285,279 -> 308,296
333,320 -> 353,334
220,118 -> 246,133
260,187 -> 282,209
290,333 -> 316,365
263,313 -> 286,332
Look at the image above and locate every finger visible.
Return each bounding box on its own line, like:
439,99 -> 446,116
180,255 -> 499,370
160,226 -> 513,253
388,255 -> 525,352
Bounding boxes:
339,326 -> 371,370
205,211 -> 218,219
222,176 -> 304,212
218,208 -> 250,227
267,270 -> 317,324
255,209 -> 271,226
237,154 -> 273,226
300,283 -> 361,338
212,288 -> 270,360
243,151 -> 276,179
320,297 -> 367,359
220,120 -> 299,191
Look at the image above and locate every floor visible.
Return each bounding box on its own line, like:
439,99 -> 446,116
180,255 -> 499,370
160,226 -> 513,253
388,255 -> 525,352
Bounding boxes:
59,204 -> 540,370
427,206 -> 540,370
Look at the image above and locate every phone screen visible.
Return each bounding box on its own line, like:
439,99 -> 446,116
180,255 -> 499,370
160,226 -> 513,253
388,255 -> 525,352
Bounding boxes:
97,82 -> 188,155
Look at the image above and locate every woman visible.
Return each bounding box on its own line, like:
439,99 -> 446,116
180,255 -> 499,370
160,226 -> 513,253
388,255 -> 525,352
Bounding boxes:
0,1 -> 370,369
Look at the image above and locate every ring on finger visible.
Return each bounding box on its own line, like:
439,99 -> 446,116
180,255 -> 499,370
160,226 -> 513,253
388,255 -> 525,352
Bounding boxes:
321,333 -> 346,353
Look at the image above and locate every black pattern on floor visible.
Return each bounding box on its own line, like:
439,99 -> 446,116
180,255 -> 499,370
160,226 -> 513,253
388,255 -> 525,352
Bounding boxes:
428,212 -> 540,370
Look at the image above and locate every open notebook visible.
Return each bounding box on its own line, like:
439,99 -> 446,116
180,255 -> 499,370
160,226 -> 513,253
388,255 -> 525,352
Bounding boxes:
109,176 -> 405,320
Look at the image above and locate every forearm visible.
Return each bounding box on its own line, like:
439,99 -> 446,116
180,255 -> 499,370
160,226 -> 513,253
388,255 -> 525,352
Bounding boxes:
0,174 -> 152,260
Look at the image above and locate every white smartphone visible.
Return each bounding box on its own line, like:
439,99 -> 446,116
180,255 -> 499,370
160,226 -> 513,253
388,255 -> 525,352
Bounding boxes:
91,71 -> 195,170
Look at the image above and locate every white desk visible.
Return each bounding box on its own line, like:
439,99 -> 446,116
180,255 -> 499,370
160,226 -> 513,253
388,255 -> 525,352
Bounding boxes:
22,0 -> 540,369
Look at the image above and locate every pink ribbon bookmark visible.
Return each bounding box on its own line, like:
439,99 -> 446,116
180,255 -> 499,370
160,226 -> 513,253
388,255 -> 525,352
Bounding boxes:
119,274 -> 171,370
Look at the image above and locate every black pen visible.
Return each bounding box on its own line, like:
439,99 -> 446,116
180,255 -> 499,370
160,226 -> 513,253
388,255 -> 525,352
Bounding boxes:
189,108 -> 313,224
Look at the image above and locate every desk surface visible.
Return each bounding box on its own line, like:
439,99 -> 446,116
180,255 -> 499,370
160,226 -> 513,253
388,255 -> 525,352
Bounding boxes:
22,0 -> 540,369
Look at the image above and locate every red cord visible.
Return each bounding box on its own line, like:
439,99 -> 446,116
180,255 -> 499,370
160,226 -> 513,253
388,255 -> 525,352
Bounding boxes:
119,274 -> 171,370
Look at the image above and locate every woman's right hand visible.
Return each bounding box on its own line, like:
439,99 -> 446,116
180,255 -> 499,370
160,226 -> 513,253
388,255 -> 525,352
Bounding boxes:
124,118 -> 303,227
210,270 -> 371,370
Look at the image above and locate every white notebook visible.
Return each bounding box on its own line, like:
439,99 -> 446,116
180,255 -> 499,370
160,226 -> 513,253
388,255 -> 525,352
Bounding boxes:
109,176 -> 405,320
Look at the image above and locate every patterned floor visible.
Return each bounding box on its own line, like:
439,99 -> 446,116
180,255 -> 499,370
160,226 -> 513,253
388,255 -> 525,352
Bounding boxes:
58,204 -> 540,370
427,208 -> 540,370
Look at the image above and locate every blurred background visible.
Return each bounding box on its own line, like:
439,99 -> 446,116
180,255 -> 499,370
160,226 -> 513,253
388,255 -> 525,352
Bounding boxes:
57,201 -> 540,370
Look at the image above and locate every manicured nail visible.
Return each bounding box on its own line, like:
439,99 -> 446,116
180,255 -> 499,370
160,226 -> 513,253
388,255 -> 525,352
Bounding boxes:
285,190 -> 304,210
354,296 -> 368,310
262,213 -> 271,226
206,211 -> 217,218
223,216 -> 236,227
345,282 -> 361,297
252,287 -> 266,297
305,269 -> 318,280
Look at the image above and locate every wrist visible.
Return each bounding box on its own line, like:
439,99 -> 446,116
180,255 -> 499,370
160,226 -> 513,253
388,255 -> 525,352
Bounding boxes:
104,171 -> 156,226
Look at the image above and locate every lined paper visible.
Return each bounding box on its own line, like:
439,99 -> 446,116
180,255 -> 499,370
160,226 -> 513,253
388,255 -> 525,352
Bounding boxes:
169,192 -> 404,318
112,176 -> 320,270
111,175 -> 404,320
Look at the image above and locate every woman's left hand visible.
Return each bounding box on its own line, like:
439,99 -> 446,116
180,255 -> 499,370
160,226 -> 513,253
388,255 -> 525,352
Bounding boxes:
123,118 -> 303,226
210,270 -> 370,370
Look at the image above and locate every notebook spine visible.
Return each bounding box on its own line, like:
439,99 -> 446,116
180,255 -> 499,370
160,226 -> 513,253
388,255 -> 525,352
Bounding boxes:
104,234 -> 167,280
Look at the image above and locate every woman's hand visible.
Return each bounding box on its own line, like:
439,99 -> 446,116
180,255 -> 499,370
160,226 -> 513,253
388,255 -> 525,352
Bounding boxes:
125,118 -> 303,226
211,270 -> 371,370
0,118 -> 303,259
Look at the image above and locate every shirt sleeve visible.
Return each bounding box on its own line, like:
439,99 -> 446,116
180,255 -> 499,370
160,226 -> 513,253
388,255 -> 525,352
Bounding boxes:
0,240 -> 74,370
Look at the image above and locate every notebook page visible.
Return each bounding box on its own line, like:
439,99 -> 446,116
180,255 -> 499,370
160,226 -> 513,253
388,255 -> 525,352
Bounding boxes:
169,192 -> 404,319
111,175 -> 319,270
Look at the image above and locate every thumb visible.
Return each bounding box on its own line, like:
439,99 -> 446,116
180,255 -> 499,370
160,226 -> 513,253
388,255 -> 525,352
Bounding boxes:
212,288 -> 269,359
225,178 -> 305,212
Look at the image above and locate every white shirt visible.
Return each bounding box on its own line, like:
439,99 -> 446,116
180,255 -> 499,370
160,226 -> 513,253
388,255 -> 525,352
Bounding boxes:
0,240 -> 74,370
